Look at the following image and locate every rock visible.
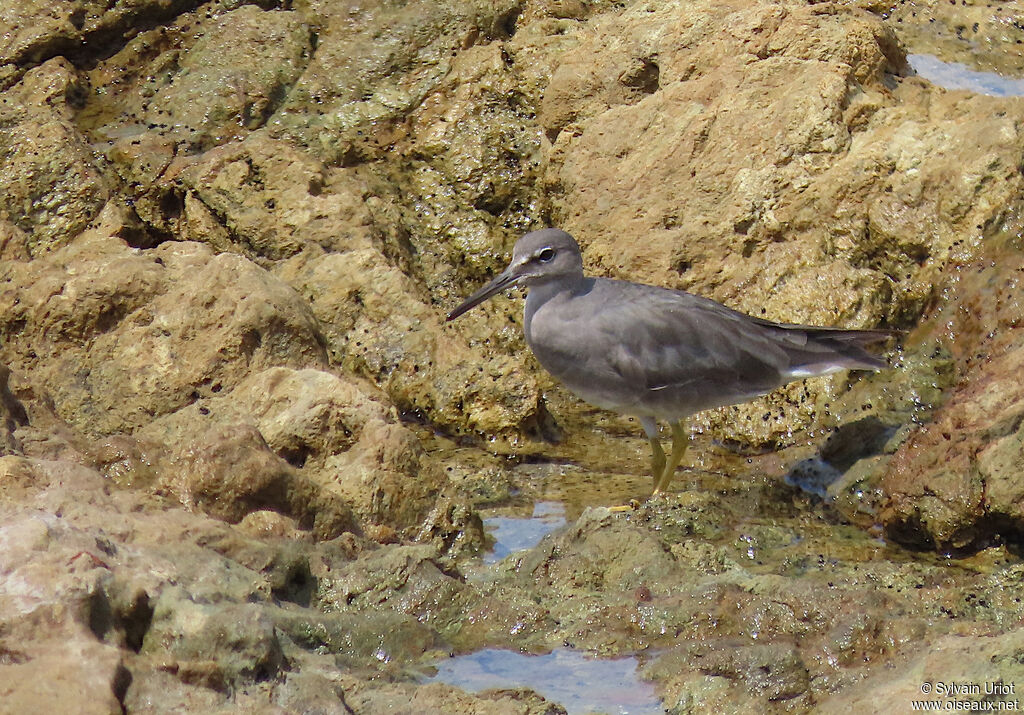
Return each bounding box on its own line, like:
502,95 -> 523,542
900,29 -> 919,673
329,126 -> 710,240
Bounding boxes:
782,336 -> 956,526
273,0 -> 524,165
883,0 -> 1024,77
650,640 -> 812,709
0,455 -> 360,708
0,0 -> 193,67
0,219 -> 30,260
880,229 -> 1024,550
121,667 -> 227,713
167,131 -> 356,260
0,645 -> 128,715
4,0 -> 1024,710
817,628 -> 1024,713
315,543 -> 465,614
308,541 -> 551,652
80,4 -> 310,151
388,40 -> 550,290
0,365 -> 27,455
159,423 -> 357,539
140,367 -> 443,531
0,466 -> 135,714
141,596 -> 285,686
142,6 -> 311,149
88,433 -> 168,490
415,494 -> 489,563
105,120 -> 548,439
536,0 -> 1024,444
0,236 -> 328,436
0,59 -> 110,254
334,677 -> 569,715
235,510 -> 308,541
272,608 -> 446,670
279,247 -> 547,440
540,1 -> 906,316
698,642 -> 811,702
520,508 -> 679,592
220,368 -> 393,469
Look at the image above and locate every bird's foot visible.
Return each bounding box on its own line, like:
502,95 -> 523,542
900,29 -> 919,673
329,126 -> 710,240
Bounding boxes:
607,498 -> 643,512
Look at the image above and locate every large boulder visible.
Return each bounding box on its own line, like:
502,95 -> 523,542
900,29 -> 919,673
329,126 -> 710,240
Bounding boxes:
0,59 -> 110,254
0,235 -> 327,436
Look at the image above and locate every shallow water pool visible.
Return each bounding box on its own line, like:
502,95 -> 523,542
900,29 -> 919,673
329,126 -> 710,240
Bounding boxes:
482,500 -> 568,564
908,53 -> 1024,96
427,648 -> 663,715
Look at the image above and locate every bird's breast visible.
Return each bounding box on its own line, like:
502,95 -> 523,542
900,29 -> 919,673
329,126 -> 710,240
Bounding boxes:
524,294 -> 641,412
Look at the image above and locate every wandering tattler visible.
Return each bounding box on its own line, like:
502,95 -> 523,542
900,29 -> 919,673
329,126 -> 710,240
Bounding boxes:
448,229 -> 895,496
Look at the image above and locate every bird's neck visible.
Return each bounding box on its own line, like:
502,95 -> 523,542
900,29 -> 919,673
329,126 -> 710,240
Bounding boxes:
524,274 -> 587,323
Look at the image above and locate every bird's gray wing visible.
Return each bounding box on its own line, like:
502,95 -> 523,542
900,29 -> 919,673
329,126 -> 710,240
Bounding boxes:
588,282 -> 792,409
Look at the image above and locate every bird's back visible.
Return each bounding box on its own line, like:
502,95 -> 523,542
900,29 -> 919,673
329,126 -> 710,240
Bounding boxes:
524,277 -> 893,420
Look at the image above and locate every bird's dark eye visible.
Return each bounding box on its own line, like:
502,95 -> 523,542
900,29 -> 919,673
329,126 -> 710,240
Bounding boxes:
537,247 -> 555,262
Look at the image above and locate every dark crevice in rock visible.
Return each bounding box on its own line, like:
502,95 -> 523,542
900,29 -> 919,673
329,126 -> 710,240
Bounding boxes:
122,592 -> 155,653
820,416 -> 898,471
87,585 -> 155,654
0,645 -> 29,666
0,365 -> 29,431
87,589 -> 116,643
112,662 -> 133,714
11,1 -> 204,70
337,689 -> 357,715
120,223 -> 170,250
158,189 -> 185,221
495,6 -> 523,39
886,511 -> 1024,557
882,515 -> 937,552
621,58 -> 661,95
279,444 -> 311,469
254,81 -> 292,130
958,513 -> 1024,558
474,192 -> 515,217
272,559 -> 316,608
519,400 -> 563,444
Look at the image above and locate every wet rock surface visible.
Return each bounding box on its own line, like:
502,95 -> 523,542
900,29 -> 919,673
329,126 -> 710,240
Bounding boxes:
1,0 -> 1023,712
880,0 -> 1024,78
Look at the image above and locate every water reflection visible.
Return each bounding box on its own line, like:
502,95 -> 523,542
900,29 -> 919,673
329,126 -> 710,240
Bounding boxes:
483,501 -> 567,564
908,53 -> 1024,96
427,648 -> 663,715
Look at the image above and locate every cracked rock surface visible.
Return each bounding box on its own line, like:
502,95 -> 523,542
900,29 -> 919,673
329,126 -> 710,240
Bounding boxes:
2,0 -> 1024,712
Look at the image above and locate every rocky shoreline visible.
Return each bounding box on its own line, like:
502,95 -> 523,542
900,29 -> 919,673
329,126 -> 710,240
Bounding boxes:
1,0 -> 1024,712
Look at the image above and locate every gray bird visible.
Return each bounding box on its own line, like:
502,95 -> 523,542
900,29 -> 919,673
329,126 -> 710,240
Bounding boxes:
447,228 -> 896,497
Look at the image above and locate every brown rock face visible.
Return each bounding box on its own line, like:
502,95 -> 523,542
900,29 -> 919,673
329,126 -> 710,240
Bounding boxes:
0,236 -> 328,436
139,366 -> 445,531
0,59 -> 110,254
3,0 -> 1024,711
0,366 -> 27,455
881,228 -> 1024,550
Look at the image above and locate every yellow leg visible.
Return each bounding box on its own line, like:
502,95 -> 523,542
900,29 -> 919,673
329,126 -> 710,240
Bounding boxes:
652,419 -> 688,495
609,418 -> 686,511
608,419 -> 666,512
648,434 -> 666,487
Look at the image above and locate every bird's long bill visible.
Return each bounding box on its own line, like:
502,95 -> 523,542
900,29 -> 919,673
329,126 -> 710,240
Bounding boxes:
446,268 -> 519,321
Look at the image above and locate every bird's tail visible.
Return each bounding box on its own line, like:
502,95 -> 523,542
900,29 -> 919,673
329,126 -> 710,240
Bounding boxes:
774,325 -> 901,378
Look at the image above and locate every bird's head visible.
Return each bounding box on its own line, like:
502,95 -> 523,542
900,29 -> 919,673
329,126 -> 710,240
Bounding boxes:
447,228 -> 584,321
